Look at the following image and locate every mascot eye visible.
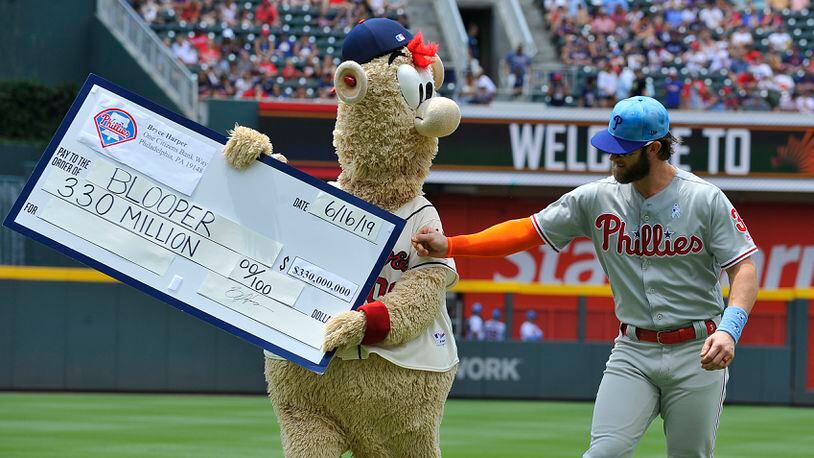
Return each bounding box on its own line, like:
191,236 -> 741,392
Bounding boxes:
397,64 -> 422,109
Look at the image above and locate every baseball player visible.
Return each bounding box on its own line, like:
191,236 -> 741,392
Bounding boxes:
412,96 -> 759,457
484,308 -> 507,341
520,310 -> 544,342
466,302 -> 485,340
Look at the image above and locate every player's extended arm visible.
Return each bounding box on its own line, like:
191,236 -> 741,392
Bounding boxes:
700,257 -> 758,371
321,267 -> 448,350
411,218 -> 544,258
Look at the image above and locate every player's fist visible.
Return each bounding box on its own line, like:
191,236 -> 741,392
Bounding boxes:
322,310 -> 366,352
411,226 -> 448,257
700,331 -> 735,371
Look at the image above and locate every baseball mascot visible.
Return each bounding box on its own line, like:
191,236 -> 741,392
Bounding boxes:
222,18 -> 461,457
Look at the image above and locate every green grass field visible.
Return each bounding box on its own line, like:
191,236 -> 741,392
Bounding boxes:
0,393 -> 812,457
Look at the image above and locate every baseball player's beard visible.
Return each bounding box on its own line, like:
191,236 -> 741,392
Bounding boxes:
613,149 -> 651,184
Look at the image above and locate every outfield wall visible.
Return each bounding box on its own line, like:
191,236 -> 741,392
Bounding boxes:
0,277 -> 811,405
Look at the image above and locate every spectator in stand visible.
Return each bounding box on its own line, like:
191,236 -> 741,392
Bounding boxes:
630,69 -> 647,97
171,35 -> 198,65
795,88 -> 814,113
198,36 -> 222,67
219,0 -> 238,26
597,62 -> 619,107
699,0 -> 724,29
591,8 -> 617,34
602,0 -> 628,13
663,69 -> 684,109
768,26 -> 792,53
547,72 -> 569,106
466,303 -> 485,341
234,70 -> 255,95
484,309 -> 507,341
616,66 -> 635,100
520,310 -> 544,342
256,0 -> 280,26
281,58 -> 301,80
473,67 -> 497,104
467,23 -> 481,63
791,0 -> 810,10
317,68 -> 335,98
504,45 -> 532,97
458,71 -> 477,103
581,75 -> 598,107
610,5 -> 627,26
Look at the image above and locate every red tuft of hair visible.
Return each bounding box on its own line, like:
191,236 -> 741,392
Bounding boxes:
407,32 -> 438,69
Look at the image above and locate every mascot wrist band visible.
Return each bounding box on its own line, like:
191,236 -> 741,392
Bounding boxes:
718,306 -> 749,344
359,301 -> 391,345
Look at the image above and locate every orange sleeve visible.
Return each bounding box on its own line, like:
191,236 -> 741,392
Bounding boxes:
446,217 -> 544,257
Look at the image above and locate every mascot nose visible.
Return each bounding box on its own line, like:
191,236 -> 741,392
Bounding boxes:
414,97 -> 461,138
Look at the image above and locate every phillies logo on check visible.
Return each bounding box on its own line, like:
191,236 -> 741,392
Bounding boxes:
94,108 -> 137,148
595,213 -> 703,257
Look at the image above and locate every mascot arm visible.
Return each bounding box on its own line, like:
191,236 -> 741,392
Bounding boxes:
322,266 -> 447,351
222,125 -> 287,169
376,266 -> 447,347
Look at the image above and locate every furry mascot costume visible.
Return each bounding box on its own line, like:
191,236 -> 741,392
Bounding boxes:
222,18 -> 462,457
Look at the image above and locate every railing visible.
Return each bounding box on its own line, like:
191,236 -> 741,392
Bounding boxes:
0,176 -> 25,265
434,0 -> 469,94
96,0 -> 198,120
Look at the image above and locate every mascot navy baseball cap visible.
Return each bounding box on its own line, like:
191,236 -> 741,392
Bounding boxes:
590,96 -> 670,155
342,18 -> 413,64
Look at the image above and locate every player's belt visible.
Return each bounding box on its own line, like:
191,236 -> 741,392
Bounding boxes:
621,320 -> 717,345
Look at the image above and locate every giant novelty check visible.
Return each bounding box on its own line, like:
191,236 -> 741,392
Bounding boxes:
3,74 -> 405,374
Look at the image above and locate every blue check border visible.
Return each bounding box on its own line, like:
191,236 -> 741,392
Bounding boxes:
2,73 -> 406,375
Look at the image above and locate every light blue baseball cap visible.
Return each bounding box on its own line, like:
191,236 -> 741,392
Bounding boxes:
590,96 -> 670,155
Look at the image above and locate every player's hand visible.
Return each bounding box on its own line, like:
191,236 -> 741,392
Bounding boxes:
700,331 -> 735,371
411,226 -> 448,257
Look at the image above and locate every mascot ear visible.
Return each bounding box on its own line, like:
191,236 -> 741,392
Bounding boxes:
430,55 -> 444,88
334,61 -> 368,104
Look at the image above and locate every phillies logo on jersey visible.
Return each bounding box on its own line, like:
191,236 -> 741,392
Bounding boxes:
595,213 -> 703,256
94,108 -> 137,148
730,208 -> 748,232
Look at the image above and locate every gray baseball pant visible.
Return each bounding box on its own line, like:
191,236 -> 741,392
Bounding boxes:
583,332 -> 729,458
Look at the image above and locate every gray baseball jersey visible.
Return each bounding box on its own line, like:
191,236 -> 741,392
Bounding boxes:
532,168 -> 757,330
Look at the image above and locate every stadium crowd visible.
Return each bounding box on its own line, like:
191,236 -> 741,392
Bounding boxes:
131,0 -> 408,100
133,0 -> 814,112
542,0 -> 814,112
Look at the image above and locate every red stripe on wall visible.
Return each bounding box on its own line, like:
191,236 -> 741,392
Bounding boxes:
258,101 -> 338,113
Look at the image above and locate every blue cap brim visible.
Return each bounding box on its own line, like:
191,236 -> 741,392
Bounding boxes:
590,129 -> 649,155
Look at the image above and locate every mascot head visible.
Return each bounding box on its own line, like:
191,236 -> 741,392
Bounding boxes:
332,18 -> 461,210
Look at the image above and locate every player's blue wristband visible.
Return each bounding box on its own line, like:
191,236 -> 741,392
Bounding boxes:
718,306 -> 749,344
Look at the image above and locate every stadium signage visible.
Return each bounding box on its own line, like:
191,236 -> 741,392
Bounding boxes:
257,102 -> 814,191
456,357 -> 522,382
506,123 -> 755,176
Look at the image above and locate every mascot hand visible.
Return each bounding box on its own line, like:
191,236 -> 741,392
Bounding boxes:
322,311 -> 366,352
223,125 -> 288,169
